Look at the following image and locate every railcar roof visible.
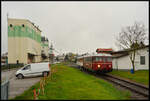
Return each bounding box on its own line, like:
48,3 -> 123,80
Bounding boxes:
86,53 -> 112,57
77,53 -> 112,59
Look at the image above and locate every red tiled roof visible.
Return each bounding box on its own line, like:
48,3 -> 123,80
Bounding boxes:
96,48 -> 113,53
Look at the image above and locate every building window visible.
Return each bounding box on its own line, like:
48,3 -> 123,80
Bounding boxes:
22,24 -> 25,27
10,24 -> 13,27
140,56 -> 145,65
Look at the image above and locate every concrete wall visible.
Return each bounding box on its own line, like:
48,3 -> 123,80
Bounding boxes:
112,47 -> 149,70
112,55 -> 131,70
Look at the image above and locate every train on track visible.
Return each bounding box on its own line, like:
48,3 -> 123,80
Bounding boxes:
76,53 -> 113,73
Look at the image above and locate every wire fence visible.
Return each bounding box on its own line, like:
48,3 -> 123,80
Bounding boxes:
1,63 -> 24,71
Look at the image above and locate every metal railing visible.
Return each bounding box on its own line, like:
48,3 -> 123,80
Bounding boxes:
1,79 -> 9,100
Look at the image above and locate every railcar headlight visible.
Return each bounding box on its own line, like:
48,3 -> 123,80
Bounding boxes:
109,65 -> 111,67
98,65 -> 101,68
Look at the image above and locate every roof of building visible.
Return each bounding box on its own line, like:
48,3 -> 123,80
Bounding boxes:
96,48 -> 113,53
8,18 -> 42,32
111,45 -> 149,55
111,45 -> 149,58
112,53 -> 129,58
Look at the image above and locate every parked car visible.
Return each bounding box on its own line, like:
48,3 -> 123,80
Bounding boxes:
16,62 -> 50,79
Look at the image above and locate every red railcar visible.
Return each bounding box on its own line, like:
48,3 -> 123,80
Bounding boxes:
77,53 -> 113,73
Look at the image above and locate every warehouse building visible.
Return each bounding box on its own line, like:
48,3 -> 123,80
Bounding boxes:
8,18 -> 42,64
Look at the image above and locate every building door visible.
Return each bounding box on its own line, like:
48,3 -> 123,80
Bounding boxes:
28,53 -> 35,63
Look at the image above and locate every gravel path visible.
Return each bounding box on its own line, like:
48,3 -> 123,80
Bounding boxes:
2,69 -> 41,99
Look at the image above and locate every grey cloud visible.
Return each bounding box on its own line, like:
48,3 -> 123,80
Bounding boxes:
2,1 -> 149,55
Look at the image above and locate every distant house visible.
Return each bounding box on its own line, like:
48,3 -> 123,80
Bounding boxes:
1,52 -> 8,66
111,45 -> 149,70
57,55 -> 65,62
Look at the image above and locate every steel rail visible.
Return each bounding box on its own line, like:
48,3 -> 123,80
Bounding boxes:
104,74 -> 149,89
101,74 -> 149,97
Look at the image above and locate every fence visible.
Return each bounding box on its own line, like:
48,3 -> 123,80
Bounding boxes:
1,80 -> 9,100
1,63 -> 24,70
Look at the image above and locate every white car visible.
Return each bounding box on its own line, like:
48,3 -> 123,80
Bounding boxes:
16,62 -> 50,79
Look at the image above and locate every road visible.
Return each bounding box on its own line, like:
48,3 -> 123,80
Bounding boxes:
2,69 -> 41,99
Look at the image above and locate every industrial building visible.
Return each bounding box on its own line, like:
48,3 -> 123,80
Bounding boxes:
8,18 -> 42,64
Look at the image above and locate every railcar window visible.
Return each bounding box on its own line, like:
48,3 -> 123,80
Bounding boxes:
89,57 -> 92,61
107,58 -> 112,62
84,57 -> 92,62
95,57 -> 102,62
96,57 -> 99,61
102,58 -> 107,62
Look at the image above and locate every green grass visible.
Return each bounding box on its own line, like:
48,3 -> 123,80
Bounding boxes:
109,70 -> 149,86
12,63 -> 131,100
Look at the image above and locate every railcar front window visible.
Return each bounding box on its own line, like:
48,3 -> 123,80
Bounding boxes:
102,58 -> 107,62
95,57 -> 102,62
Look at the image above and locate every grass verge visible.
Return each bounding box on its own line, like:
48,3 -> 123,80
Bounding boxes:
109,70 -> 149,86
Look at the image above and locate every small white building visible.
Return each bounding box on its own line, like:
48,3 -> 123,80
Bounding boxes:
112,45 -> 149,71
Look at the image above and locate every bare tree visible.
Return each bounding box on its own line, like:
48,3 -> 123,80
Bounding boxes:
116,21 -> 148,73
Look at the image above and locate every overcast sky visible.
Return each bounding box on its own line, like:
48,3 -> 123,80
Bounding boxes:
1,1 -> 149,55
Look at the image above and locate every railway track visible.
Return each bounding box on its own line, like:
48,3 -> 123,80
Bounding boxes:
66,62 -> 149,100
101,74 -> 149,98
